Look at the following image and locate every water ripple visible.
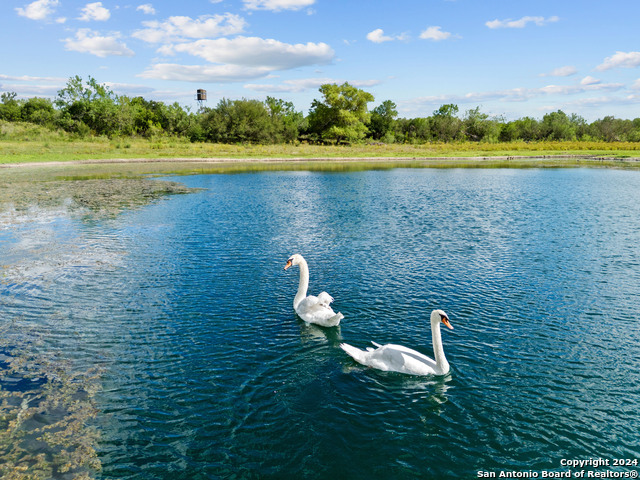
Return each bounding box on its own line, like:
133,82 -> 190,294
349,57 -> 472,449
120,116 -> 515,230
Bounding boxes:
2,169 -> 640,479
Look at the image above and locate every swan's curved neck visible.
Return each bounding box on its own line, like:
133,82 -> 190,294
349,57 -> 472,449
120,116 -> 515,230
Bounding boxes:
431,318 -> 449,374
294,258 -> 309,309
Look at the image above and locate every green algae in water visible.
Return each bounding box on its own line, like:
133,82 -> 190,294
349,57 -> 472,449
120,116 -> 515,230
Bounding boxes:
0,324 -> 102,479
0,177 -> 199,218
0,169 -> 200,479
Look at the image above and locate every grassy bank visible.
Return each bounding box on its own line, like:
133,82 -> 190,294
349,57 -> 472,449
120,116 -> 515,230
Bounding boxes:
2,121 -> 640,165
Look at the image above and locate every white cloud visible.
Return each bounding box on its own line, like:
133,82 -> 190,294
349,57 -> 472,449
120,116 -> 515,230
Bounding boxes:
15,0 -> 59,20
63,29 -> 135,57
486,15 -> 559,29
567,95 -> 640,107
246,78 -> 333,92
540,65 -> 577,77
405,81 -> 625,109
0,84 -> 62,97
133,14 -> 247,43
580,76 -> 600,85
139,63 -> 272,82
243,0 -> 315,11
136,4 -> 156,15
420,26 -> 453,41
595,51 -> 640,71
245,77 -> 380,92
140,37 -> 335,84
633,79 -> 640,90
0,74 -> 65,83
170,37 -> 334,70
78,2 -> 111,21
102,82 -> 155,95
366,29 -> 407,44
367,29 -> 393,43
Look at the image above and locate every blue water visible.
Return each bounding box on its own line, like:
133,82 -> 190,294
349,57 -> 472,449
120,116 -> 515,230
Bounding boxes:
2,168 -> 640,479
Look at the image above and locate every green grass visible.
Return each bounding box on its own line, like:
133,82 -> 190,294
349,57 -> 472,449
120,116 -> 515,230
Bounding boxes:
2,120 -> 640,166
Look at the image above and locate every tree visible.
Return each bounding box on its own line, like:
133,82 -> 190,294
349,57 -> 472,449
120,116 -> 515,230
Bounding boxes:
55,76 -> 121,136
21,97 -> 56,126
0,92 -> 22,122
369,100 -> 398,141
306,82 -> 375,144
540,110 -> 576,141
463,107 -> 501,142
590,116 -> 633,142
203,98 -> 275,144
500,117 -> 541,142
395,117 -> 430,143
430,104 -> 462,142
569,113 -> 589,140
265,96 -> 305,143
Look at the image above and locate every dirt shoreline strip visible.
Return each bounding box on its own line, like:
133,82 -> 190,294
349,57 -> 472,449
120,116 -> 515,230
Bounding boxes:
3,154 -> 640,168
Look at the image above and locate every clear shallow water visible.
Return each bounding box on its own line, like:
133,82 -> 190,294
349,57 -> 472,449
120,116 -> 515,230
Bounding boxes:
2,168 -> 640,479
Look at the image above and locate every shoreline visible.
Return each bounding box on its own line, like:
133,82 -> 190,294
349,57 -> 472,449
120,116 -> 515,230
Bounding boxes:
3,154 -> 640,168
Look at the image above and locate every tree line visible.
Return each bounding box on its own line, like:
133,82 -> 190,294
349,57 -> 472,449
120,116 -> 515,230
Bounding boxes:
2,75 -> 640,144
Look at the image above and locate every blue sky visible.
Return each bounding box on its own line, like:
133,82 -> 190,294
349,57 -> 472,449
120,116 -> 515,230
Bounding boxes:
2,0 -> 640,121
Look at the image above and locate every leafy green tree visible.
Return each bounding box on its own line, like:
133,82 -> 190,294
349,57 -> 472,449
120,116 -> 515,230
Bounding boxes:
514,117 -> 540,141
306,82 -> 375,143
116,96 -> 190,138
499,117 -> 541,142
569,113 -> 589,140
463,107 -> 501,142
430,104 -> 462,142
55,76 -> 120,136
164,101 -> 192,137
395,117 -> 430,143
265,96 -> 305,143
369,100 -> 398,141
203,98 -> 275,144
0,92 -> 22,122
630,118 -> 640,142
540,110 -> 576,141
498,122 -> 518,142
20,97 -> 56,126
590,116 -> 634,142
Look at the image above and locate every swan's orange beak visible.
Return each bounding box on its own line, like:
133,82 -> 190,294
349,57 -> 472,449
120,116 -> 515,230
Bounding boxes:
442,317 -> 453,329
284,260 -> 292,270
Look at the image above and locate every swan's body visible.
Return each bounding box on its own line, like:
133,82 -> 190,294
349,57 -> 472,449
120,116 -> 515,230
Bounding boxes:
284,254 -> 344,327
340,310 -> 453,376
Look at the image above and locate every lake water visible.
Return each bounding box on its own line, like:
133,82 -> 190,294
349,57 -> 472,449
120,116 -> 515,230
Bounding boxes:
2,168 -> 640,479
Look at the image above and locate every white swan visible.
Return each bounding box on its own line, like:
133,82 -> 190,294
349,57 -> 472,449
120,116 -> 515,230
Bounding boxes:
284,254 -> 344,327
340,309 -> 453,376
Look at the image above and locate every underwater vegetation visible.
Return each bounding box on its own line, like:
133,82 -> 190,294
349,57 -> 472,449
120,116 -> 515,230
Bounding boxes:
0,324 -> 102,479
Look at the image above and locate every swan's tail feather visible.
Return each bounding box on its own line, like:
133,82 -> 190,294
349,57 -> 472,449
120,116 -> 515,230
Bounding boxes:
317,291 -> 334,306
326,312 -> 343,327
340,343 -> 368,364
371,341 -> 382,348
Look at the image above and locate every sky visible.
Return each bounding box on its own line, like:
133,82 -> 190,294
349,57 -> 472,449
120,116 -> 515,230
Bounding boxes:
2,0 -> 640,121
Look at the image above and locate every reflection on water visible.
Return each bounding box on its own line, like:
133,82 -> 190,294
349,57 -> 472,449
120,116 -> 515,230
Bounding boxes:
2,168 -> 640,479
298,319 -> 343,345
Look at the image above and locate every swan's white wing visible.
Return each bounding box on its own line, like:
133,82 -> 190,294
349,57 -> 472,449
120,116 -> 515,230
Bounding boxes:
295,295 -> 343,327
316,291 -> 334,306
367,344 -> 438,375
296,295 -> 324,313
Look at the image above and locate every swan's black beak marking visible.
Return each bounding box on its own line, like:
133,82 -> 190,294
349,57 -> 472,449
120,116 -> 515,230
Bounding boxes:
441,315 -> 453,330
284,260 -> 292,270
